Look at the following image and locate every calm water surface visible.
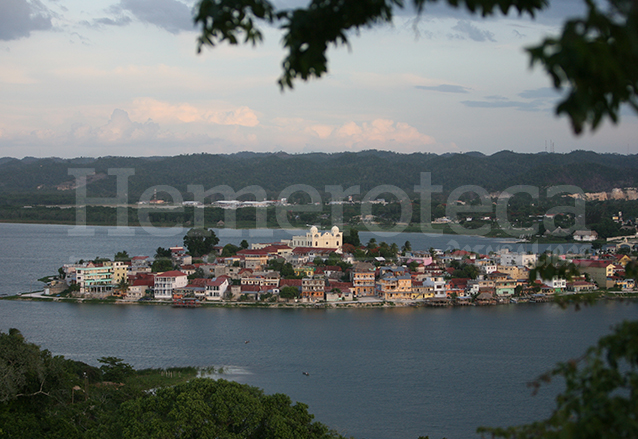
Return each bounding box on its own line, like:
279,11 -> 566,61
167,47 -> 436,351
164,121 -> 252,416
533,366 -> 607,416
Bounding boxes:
1,299 -> 636,439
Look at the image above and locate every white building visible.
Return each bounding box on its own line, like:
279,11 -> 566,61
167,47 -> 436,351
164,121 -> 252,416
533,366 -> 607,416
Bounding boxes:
573,230 -> 598,241
154,270 -> 188,300
424,276 -> 446,298
543,277 -> 567,290
205,277 -> 230,301
498,250 -> 537,268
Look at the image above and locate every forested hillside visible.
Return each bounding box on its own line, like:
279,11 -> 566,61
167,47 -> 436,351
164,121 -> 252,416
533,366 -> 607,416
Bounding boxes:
1,150 -> 637,206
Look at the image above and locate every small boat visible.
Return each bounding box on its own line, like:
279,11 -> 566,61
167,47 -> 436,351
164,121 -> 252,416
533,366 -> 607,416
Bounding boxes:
302,372 -> 310,376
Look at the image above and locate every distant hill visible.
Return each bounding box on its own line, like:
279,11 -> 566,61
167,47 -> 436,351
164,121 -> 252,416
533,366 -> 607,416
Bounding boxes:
0,150 -> 637,206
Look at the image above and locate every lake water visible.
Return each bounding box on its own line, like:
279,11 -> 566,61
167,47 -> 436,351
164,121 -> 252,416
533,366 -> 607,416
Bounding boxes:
1,299 -> 636,439
0,223 -> 614,439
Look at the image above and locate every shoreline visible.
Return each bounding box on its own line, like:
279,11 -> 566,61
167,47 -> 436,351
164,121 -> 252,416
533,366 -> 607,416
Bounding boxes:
5,290 -> 637,309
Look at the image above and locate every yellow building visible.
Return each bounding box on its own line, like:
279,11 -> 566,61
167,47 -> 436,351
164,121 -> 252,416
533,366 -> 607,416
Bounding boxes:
376,274 -> 412,300
287,226 -> 343,250
352,262 -> 375,297
573,260 -> 615,289
104,261 -> 128,285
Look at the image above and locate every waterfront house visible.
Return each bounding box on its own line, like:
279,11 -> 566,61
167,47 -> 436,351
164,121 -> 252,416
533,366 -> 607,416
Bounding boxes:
205,276 -> 230,301
376,273 -> 412,300
566,280 -> 596,293
73,263 -> 115,297
154,270 -> 188,300
325,282 -> 354,302
572,260 -> 615,289
301,276 -> 326,302
352,262 -> 375,297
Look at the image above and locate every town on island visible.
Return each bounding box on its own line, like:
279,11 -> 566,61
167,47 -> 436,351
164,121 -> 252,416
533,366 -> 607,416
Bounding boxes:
31,226 -> 638,307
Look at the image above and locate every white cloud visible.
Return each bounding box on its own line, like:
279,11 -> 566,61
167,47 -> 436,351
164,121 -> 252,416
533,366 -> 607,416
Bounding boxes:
208,106 -> 259,127
95,108 -> 160,142
335,119 -> 435,149
450,20 -> 496,42
128,98 -> 260,127
306,125 -> 333,139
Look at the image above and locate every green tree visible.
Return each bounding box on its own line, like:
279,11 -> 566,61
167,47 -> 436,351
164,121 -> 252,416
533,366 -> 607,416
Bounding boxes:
222,243 -> 241,257
188,267 -> 206,280
118,379 -> 345,438
151,258 -> 173,273
114,250 -> 131,263
152,247 -> 174,272
343,228 -> 361,247
154,247 -> 172,259
529,253 -> 579,283
194,0 -> 638,133
280,285 -> 301,299
98,357 -> 134,383
240,239 -> 249,249
183,228 -> 220,257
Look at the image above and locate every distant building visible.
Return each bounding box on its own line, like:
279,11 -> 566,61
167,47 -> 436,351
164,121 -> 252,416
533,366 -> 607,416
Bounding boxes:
284,226 -> 342,251
573,230 -> 598,242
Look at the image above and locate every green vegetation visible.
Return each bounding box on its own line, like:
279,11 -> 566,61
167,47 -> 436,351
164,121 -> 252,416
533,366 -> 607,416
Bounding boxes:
0,329 -> 347,439
1,152 -> 637,238
1,152 -> 638,206
151,247 -> 174,273
183,227 -> 220,257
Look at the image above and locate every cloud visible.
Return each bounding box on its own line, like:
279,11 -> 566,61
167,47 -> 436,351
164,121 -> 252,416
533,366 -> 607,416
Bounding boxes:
95,109 -> 160,142
450,20 -> 495,42
462,100 -> 531,109
334,119 -> 436,149
0,110 -> 228,157
518,87 -> 560,99
461,87 -> 562,112
116,0 -> 194,34
392,0 -> 586,26
306,125 -> 333,139
0,0 -> 52,41
415,84 -> 470,93
129,98 -> 260,127
512,29 -> 526,38
208,107 -> 260,127
461,98 -> 547,111
92,16 -> 133,27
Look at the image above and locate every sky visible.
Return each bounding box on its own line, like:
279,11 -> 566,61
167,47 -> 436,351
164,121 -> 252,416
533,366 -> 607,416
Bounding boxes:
0,0 -> 636,158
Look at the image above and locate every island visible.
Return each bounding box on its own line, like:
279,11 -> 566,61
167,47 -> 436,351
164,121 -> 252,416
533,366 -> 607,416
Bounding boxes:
10,226 -> 637,308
